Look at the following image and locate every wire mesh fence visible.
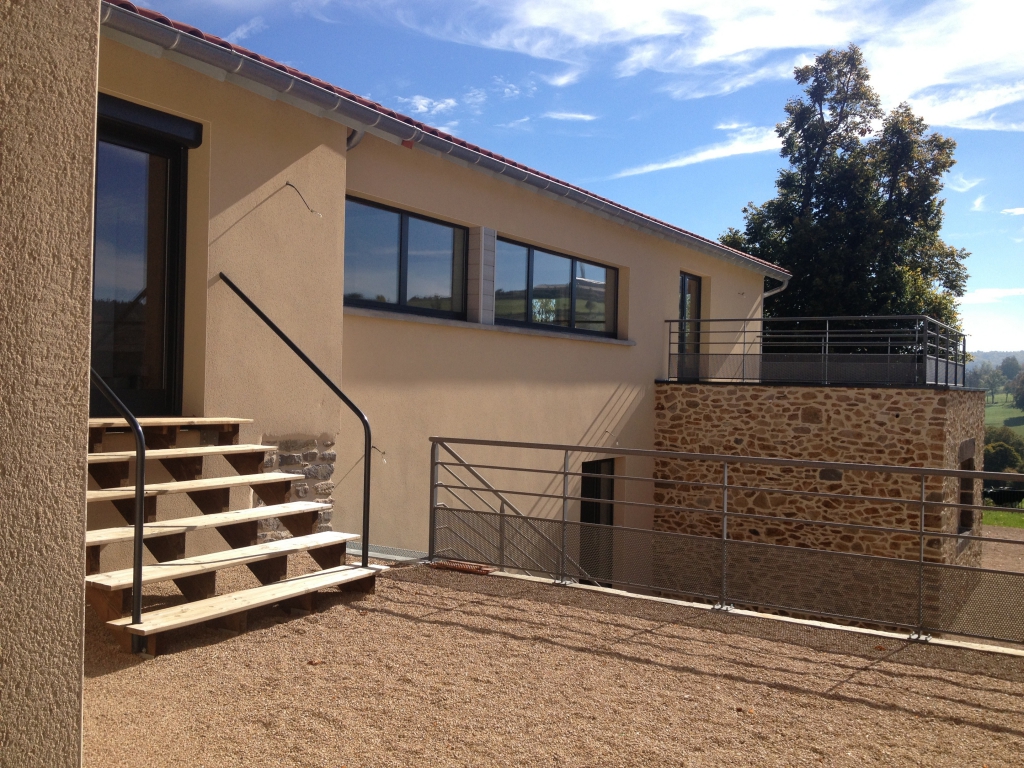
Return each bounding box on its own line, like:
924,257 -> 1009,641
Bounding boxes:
429,437 -> 1024,646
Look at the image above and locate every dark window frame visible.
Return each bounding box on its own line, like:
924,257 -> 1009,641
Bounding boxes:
344,196 -> 468,321
91,100 -> 195,417
495,236 -> 618,338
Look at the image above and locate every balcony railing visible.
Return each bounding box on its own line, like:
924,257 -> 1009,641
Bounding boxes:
665,315 -> 967,388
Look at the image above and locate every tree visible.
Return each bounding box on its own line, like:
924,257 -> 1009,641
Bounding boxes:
966,361 -> 992,390
980,367 -> 1008,403
986,426 -> 1024,457
1014,372 -> 1024,411
1001,356 -> 1022,382
985,442 -> 1022,473
721,45 -> 968,325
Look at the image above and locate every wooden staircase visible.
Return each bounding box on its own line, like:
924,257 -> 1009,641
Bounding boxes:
86,416 -> 383,655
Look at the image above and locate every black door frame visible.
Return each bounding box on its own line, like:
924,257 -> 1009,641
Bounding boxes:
90,95 -> 201,417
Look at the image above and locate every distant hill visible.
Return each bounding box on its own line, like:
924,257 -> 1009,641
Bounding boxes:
967,351 -> 1024,370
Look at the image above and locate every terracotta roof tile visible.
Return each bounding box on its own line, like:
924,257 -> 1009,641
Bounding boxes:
105,1 -> 788,277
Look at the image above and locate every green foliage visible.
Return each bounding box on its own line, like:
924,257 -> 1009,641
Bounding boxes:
984,442 -> 1022,473
722,45 -> 968,325
1000,356 -> 1021,381
1014,372 -> 1024,411
986,425 -> 1024,457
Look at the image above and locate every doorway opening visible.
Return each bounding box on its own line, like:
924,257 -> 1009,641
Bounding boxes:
580,458 -> 615,586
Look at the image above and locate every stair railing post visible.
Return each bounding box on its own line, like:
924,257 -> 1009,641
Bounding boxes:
918,474 -> 926,636
90,368 -> 146,654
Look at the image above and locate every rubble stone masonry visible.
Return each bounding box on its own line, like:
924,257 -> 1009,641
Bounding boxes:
652,384 -> 985,566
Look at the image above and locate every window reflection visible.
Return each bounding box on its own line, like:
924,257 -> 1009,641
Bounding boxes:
495,240 -> 529,322
407,217 -> 464,313
344,200 -> 400,304
531,249 -> 572,326
574,261 -> 613,332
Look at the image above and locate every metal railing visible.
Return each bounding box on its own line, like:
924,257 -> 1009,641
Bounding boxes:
219,272 -> 373,569
428,437 -> 1024,645
90,368 -> 147,654
666,315 -> 968,387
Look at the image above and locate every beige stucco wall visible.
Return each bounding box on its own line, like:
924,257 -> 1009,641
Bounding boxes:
338,134 -> 767,552
92,38 -> 350,558
95,33 -> 769,560
0,2 -> 99,765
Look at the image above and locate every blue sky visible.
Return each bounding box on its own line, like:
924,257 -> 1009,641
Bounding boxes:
139,0 -> 1024,352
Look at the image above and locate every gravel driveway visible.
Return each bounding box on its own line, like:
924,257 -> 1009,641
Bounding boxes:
84,561 -> 1024,768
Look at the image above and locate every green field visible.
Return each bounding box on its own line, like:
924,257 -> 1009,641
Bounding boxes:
984,401 -> 1024,438
984,509 -> 1024,529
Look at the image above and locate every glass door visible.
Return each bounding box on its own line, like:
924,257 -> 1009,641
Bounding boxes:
677,272 -> 702,381
91,124 -> 185,416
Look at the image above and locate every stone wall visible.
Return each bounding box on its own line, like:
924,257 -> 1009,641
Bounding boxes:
652,384 -> 985,566
258,435 -> 338,540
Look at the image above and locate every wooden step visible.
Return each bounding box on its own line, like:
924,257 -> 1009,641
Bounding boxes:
86,531 -> 358,591
87,472 -> 297,503
85,501 -> 332,546
88,444 -> 271,465
109,564 -> 387,636
88,417 -> 253,429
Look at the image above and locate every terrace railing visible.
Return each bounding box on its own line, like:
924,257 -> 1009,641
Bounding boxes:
428,437 -> 1024,646
666,315 -> 968,387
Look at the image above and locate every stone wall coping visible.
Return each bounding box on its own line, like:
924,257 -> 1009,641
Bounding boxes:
654,379 -> 986,393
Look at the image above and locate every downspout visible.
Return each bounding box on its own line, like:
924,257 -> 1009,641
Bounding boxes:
764,276 -> 790,298
346,127 -> 365,151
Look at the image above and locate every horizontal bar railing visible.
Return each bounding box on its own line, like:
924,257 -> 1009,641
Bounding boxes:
428,436 -> 1024,646
664,315 -> 968,387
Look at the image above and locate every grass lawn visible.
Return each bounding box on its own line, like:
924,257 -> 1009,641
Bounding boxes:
984,400 -> 1024,437
983,509 -> 1024,528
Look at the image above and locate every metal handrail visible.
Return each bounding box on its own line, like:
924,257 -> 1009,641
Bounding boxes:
218,272 -> 373,569
89,368 -> 146,654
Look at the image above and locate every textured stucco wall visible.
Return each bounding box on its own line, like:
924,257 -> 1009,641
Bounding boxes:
0,2 -> 99,766
652,383 -> 985,564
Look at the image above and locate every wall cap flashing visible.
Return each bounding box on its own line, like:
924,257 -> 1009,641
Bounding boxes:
345,306 -> 636,346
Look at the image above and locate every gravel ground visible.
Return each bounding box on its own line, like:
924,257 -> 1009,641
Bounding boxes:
84,560 -> 1024,768
982,526 -> 1024,572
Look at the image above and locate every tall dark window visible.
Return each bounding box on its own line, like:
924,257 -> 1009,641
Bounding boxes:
344,198 -> 466,318
495,238 -> 617,336
677,271 -> 702,381
91,94 -> 200,416
580,458 -> 615,587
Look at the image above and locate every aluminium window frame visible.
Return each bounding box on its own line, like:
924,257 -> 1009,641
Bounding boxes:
494,236 -> 618,338
343,195 -> 469,321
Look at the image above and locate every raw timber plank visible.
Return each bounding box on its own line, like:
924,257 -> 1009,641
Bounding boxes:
86,472 -> 297,503
85,501 -> 332,546
88,444 -> 271,464
88,417 -> 253,428
108,564 -> 388,636
86,531 -> 358,590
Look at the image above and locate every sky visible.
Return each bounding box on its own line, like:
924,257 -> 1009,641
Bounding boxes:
137,0 -> 1024,352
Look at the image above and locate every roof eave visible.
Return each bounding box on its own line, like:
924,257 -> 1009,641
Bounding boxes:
100,2 -> 790,282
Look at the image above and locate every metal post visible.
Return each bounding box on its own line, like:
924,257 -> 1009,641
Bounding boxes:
741,322 -> 747,382
499,500 -> 506,571
720,462 -> 729,607
918,474 -> 926,635
823,319 -> 830,385
559,450 -> 570,583
428,441 -> 439,561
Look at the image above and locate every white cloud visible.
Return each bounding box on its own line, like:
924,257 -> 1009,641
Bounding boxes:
614,124 -> 778,178
971,195 -> 986,212
397,95 -> 458,115
225,16 -> 268,44
499,116 -> 532,129
542,111 -> 597,121
542,69 -> 583,87
1002,208 -> 1024,216
947,173 -> 983,193
344,0 -> 1024,133
958,288 -> 1024,305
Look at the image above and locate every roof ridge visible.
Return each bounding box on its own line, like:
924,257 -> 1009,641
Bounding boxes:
103,1 -> 788,278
